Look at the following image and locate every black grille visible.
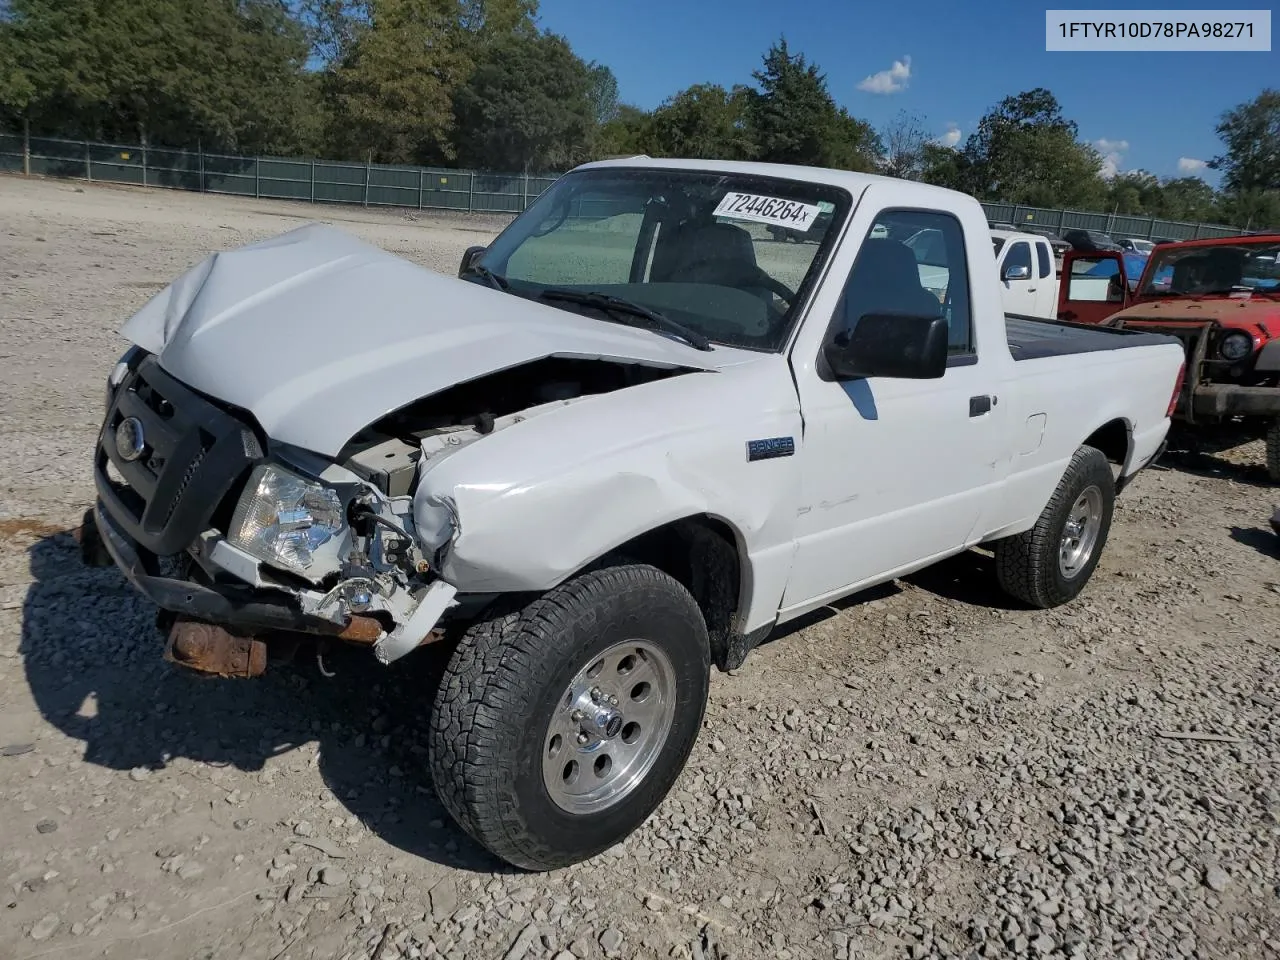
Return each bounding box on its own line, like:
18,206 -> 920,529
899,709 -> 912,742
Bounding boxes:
95,355 -> 263,556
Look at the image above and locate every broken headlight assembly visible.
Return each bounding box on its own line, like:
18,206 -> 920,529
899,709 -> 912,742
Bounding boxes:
229,463 -> 347,578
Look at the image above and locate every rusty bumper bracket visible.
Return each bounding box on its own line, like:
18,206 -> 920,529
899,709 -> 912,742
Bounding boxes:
164,619 -> 268,678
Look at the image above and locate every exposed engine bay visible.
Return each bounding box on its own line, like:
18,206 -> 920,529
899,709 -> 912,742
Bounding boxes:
256,355 -> 700,661
337,356 -> 695,497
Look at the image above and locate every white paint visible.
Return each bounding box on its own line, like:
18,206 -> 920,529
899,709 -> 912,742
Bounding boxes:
992,230 -> 1060,319
115,157 -> 1186,644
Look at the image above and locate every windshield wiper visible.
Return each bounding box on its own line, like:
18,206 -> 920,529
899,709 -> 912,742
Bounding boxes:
460,263 -> 509,291
535,288 -> 713,351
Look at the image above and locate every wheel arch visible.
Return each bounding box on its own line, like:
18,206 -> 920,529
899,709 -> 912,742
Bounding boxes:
1082,417 -> 1133,473
596,513 -> 753,672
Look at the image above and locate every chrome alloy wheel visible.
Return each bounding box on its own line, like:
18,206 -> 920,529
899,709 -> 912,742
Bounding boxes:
541,640 -> 676,815
1059,485 -> 1103,579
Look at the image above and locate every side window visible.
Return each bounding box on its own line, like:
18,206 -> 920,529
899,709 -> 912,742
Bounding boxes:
1066,255 -> 1125,302
1036,241 -> 1052,279
835,209 -> 973,357
1004,242 -> 1032,277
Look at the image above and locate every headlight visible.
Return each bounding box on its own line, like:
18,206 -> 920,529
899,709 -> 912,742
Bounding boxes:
1219,331 -> 1254,362
229,464 -> 346,578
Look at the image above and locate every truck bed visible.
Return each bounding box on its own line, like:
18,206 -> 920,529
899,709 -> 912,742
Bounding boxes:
1005,314 -> 1179,361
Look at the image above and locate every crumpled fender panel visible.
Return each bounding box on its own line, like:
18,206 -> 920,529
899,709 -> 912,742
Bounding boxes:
414,357 -> 803,607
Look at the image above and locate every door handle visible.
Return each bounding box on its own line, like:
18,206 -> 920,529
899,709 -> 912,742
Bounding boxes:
969,395 -> 993,417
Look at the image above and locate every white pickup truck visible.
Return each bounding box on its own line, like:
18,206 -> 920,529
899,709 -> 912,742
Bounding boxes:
84,158 -> 1185,871
990,228 -> 1061,319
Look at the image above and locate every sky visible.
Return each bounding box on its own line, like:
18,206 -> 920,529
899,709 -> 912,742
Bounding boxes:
537,0 -> 1278,185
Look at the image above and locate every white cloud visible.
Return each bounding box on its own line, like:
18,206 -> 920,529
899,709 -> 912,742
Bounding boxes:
858,56 -> 912,95
1093,137 -> 1130,179
1178,156 -> 1208,174
938,123 -> 961,148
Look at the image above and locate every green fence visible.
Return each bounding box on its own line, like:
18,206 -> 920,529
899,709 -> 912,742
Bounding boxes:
0,133 -> 559,214
979,202 -> 1251,242
0,131 -> 1264,238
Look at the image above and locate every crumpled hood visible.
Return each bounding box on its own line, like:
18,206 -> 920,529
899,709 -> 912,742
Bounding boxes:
121,223 -> 725,457
1114,297 -> 1280,337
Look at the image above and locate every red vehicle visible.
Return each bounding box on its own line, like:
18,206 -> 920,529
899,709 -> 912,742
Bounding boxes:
1057,234 -> 1280,480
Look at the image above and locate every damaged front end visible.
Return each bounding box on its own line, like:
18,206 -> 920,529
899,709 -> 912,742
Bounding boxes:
90,351 -> 461,677
89,347 -> 693,679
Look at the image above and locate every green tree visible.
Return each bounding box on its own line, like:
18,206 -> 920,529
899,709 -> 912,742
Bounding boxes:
745,37 -> 863,167
1210,89 -> 1280,193
324,0 -> 471,163
593,103 -> 649,158
919,143 -> 972,191
586,63 -> 620,126
1156,176 -> 1218,222
1104,171 -> 1162,216
962,88 -> 1105,207
823,106 -> 882,173
452,31 -> 593,172
646,83 -> 751,160
1,0 -> 316,153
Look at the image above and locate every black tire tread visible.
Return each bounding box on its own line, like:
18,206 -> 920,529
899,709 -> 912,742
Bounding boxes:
995,445 -> 1113,609
428,564 -> 708,870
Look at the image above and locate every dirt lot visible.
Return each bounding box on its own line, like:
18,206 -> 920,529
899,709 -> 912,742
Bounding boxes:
1,174 -> 1278,960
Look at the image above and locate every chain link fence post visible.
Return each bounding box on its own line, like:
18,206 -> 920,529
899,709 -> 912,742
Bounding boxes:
198,141 -> 204,193
254,156 -> 260,198
22,118 -> 30,176
85,139 -> 92,182
310,158 -> 315,203
467,172 -> 474,213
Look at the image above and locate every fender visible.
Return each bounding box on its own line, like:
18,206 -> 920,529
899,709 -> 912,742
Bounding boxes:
413,355 -> 805,628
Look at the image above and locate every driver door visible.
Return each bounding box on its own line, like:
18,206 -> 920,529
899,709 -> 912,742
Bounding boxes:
1058,250 -> 1128,324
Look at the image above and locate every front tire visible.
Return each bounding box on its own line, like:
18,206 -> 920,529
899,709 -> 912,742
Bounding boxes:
428,564 -> 710,871
995,445 -> 1115,608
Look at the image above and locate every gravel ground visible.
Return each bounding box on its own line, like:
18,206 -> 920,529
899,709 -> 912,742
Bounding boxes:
1,174 -> 1279,960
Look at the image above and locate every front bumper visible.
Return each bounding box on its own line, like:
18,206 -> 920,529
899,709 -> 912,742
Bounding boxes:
93,499 -> 351,637
1188,383 -> 1280,420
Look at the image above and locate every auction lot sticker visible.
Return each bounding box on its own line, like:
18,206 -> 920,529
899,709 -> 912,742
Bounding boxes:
714,192 -> 822,229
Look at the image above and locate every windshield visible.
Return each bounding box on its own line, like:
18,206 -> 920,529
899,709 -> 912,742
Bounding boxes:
471,167 -> 850,351
1138,239 -> 1280,297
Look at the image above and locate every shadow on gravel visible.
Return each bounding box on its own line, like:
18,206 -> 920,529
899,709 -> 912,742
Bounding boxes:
1159,429 -> 1274,488
1229,525 -> 1280,560
902,549 -> 1027,611
19,529 -> 512,875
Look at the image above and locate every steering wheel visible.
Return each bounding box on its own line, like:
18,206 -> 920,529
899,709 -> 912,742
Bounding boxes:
750,267 -> 797,305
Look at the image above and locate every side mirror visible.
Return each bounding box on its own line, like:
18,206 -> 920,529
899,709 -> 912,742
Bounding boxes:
459,245 -> 486,277
823,313 -> 949,381
1003,263 -> 1031,281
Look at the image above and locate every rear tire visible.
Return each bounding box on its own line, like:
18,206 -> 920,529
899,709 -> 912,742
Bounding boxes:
1266,418 -> 1280,483
995,445 -> 1115,609
428,564 -> 710,871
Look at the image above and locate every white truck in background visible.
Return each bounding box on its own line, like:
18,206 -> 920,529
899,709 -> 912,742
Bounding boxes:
904,226 -> 1060,320
991,228 -> 1061,319
84,159 -> 1185,871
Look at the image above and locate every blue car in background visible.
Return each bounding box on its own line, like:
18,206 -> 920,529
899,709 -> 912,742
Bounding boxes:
1084,252 -> 1153,292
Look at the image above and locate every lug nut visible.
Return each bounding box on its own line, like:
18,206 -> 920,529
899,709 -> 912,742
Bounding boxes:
608,695 -> 619,705
590,687 -> 603,702
571,709 -> 584,721
577,733 -> 590,744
